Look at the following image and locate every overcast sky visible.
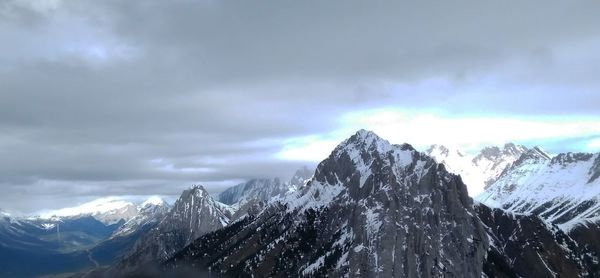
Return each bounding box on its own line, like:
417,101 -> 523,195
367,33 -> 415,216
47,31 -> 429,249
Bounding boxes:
1,0 -> 600,213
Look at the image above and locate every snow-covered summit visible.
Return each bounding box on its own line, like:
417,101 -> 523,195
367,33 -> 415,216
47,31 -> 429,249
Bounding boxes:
139,196 -> 166,208
111,196 -> 170,238
282,129 -> 433,212
476,151 -> 600,231
426,143 -> 531,196
36,197 -> 138,224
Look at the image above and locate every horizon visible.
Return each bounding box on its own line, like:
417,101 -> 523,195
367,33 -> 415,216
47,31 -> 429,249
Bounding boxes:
2,1 -> 600,212
2,129 -> 593,215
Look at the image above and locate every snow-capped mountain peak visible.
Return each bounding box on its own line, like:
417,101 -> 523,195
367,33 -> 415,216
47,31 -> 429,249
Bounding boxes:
425,142 -> 530,196
284,129 -> 431,213
139,196 -> 166,208
111,196 -> 170,239
113,184 -> 231,269
36,197 -> 138,224
476,151 -> 600,231
335,128 -> 402,159
426,144 -> 470,174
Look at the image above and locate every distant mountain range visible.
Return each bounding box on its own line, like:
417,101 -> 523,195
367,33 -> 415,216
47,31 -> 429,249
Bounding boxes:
0,196 -> 170,277
107,130 -> 600,277
3,130 -> 600,277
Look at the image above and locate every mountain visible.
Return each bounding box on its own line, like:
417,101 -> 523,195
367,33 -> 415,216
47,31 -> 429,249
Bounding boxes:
160,130 -> 488,277
476,151 -> 600,231
0,196 -> 172,277
473,143 -> 531,187
87,197 -> 171,266
289,165 -> 314,188
217,166 -> 313,220
110,196 -> 170,239
36,197 -> 138,225
218,166 -> 312,206
426,143 -> 530,196
111,185 -> 230,273
218,178 -> 288,206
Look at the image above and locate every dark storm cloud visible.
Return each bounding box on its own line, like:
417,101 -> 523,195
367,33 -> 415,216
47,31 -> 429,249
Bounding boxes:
1,0 -> 599,212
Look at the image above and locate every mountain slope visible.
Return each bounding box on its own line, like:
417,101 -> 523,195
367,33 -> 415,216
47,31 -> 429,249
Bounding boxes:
87,197 -> 171,266
163,130 -> 488,277
476,151 -> 600,231
426,143 -> 529,196
476,204 -> 598,277
110,197 -> 170,239
112,185 -> 230,272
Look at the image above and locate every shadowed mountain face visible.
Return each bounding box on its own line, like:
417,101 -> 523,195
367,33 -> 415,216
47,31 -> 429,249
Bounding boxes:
162,130 -> 488,277
476,204 -> 599,278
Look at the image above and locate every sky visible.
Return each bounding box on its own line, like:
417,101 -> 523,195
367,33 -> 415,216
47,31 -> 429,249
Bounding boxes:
1,0 -> 599,213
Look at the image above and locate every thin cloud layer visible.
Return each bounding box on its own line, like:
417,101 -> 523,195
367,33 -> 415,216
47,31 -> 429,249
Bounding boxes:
1,0 -> 599,212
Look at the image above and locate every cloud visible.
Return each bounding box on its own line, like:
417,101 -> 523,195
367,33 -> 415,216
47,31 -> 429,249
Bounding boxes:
1,0 -> 600,212
277,109 -> 600,161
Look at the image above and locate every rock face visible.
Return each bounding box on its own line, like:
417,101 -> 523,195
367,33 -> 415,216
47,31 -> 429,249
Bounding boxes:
476,204 -> 598,277
165,130 -> 488,277
476,150 -> 600,231
113,185 -> 230,272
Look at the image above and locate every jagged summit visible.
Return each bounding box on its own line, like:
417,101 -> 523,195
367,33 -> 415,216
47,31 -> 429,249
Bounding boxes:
331,129 -> 416,167
342,129 -> 415,151
474,143 -> 528,162
509,146 -> 552,169
188,184 -> 208,192
337,129 -> 392,152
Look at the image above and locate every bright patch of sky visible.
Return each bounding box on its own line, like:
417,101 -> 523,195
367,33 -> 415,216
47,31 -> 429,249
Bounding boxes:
277,108 -> 600,161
